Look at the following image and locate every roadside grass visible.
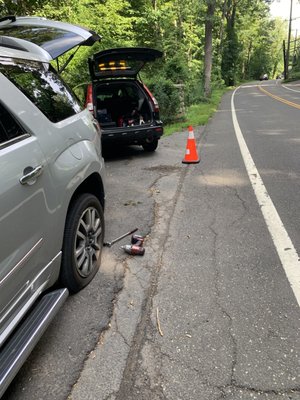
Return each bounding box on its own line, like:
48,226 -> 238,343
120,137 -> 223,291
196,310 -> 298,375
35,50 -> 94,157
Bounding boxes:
284,71 -> 300,83
164,87 -> 230,136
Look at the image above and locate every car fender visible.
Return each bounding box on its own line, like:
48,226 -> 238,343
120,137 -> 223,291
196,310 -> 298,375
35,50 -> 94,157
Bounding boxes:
50,139 -> 105,241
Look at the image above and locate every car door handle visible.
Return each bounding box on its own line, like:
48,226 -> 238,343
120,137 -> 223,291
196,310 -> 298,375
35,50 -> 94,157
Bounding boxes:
20,165 -> 43,185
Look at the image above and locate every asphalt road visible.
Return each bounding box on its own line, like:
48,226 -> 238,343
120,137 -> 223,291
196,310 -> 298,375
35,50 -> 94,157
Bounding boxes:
3,80 -> 300,400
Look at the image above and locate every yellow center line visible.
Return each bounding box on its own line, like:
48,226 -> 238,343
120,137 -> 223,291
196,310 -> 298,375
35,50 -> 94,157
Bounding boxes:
258,85 -> 300,110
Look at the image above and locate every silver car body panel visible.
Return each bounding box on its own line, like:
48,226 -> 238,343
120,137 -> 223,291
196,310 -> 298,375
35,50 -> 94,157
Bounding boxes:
0,251 -> 61,347
0,36 -> 52,62
0,34 -> 105,396
0,238 -> 43,288
0,71 -> 104,346
0,44 -> 50,62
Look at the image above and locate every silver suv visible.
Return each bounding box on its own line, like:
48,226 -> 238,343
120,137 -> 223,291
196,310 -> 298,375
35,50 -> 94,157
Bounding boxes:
0,16 -> 105,396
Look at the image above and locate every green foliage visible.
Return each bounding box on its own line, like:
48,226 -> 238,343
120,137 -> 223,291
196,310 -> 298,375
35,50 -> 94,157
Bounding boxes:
237,9 -> 285,80
146,77 -> 181,124
37,0 -> 136,87
221,22 -> 240,86
164,87 -> 229,136
0,0 -> 44,14
164,53 -> 189,83
0,0 -> 286,124
185,76 -> 206,105
38,0 -> 135,48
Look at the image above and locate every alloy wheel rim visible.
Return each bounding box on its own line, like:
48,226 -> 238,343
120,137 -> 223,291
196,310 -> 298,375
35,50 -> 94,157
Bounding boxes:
75,206 -> 102,278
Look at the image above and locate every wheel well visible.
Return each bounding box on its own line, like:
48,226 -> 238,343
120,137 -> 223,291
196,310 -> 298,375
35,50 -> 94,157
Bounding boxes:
57,173 -> 105,286
69,173 -> 105,211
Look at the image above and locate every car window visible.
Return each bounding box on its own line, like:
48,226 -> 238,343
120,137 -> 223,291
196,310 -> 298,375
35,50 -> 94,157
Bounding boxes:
0,60 -> 82,123
0,101 -> 27,146
123,84 -> 140,100
96,86 -> 118,102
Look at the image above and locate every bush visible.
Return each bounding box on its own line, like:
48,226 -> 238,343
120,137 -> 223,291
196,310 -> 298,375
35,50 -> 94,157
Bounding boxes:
185,79 -> 206,106
146,78 -> 181,124
164,54 -> 189,84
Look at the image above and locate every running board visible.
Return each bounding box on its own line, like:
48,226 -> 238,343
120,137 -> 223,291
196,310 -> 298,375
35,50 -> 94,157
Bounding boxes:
0,288 -> 69,398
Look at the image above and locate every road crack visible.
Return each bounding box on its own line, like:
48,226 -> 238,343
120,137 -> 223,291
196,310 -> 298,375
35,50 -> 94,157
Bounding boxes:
114,165 -> 189,400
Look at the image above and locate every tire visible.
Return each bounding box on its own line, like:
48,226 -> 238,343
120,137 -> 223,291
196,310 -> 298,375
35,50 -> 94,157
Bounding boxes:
142,138 -> 158,152
60,193 -> 105,293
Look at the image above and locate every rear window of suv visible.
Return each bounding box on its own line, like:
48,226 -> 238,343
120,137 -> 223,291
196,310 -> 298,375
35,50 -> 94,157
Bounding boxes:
0,59 -> 82,122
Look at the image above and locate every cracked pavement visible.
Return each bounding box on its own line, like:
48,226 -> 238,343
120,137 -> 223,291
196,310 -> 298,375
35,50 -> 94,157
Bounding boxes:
70,91 -> 300,400
4,90 -> 300,400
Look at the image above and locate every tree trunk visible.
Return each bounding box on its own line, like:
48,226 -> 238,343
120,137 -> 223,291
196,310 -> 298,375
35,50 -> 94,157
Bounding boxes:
245,40 -> 252,79
204,0 -> 216,98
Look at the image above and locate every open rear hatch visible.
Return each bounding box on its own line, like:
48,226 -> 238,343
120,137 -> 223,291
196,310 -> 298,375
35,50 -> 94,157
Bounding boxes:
0,16 -> 100,68
88,47 -> 162,130
88,47 -> 163,80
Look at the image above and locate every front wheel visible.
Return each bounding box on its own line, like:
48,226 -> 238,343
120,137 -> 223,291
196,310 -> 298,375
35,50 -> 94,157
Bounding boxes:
60,193 -> 105,293
142,138 -> 158,152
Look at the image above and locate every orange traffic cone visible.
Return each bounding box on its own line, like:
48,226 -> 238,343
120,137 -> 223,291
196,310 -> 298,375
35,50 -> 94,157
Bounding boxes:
182,126 -> 200,164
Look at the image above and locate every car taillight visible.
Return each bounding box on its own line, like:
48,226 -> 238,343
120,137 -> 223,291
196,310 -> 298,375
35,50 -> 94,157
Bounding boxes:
85,83 -> 94,115
143,83 -> 159,113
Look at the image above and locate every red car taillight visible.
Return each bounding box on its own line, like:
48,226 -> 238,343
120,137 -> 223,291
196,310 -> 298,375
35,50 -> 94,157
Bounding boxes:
142,83 -> 159,113
85,83 -> 94,115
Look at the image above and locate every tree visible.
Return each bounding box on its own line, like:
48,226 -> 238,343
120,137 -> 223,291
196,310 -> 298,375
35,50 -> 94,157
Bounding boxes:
221,0 -> 238,85
0,0 -> 44,13
0,0 -> 285,111
204,0 -> 216,97
218,0 -> 276,84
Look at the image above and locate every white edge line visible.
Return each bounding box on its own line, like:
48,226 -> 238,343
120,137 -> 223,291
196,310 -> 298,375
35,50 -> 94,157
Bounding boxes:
282,84 -> 300,93
231,87 -> 300,307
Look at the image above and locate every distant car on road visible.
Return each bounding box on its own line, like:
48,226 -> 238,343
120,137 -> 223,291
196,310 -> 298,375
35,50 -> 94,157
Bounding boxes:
260,73 -> 269,81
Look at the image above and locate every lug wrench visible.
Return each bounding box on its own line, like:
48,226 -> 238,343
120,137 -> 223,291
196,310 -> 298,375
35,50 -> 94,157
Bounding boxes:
103,228 -> 138,248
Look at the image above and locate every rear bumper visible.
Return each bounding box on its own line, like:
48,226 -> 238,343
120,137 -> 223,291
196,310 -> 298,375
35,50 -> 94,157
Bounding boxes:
101,123 -> 163,145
